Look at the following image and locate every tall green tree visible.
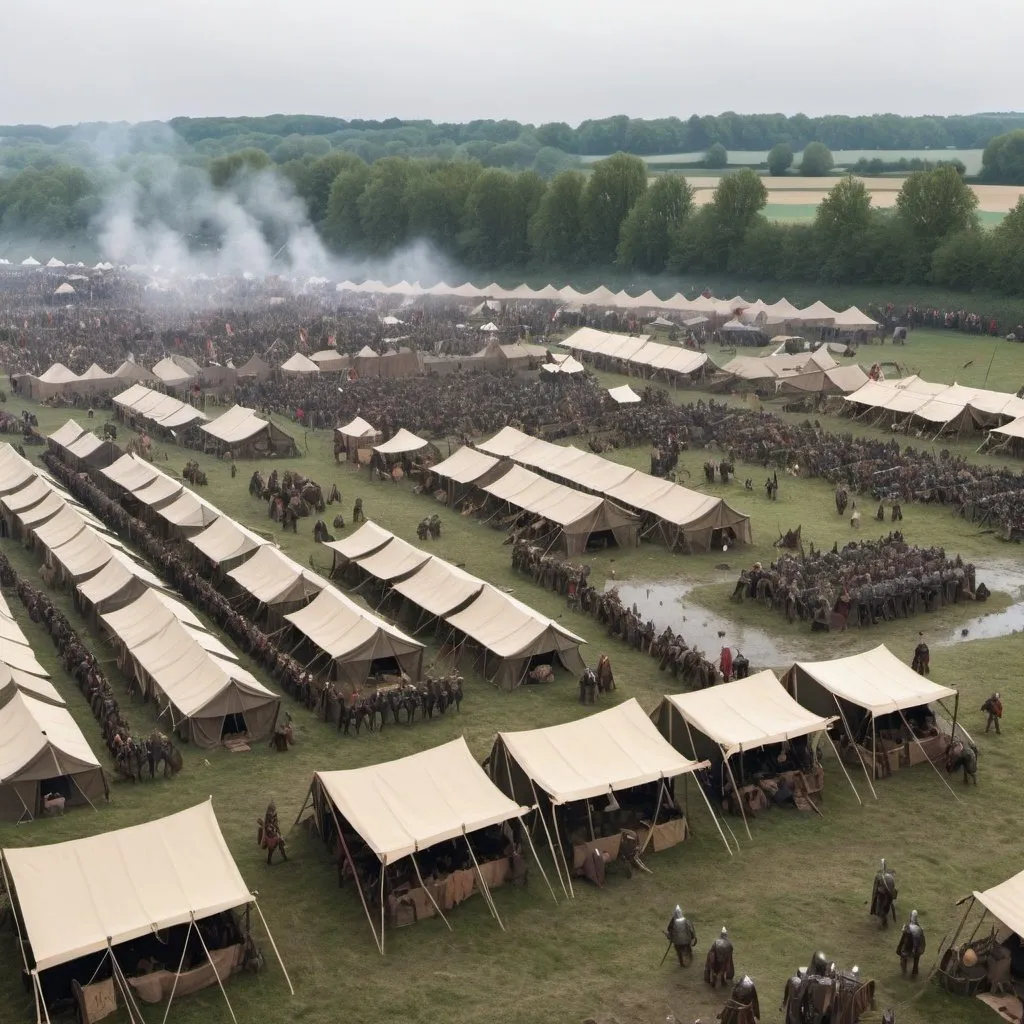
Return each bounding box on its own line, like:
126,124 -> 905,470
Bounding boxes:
981,130 -> 1024,184
704,142 -> 728,168
461,168 -> 544,267
529,170 -> 585,266
617,175 -> 695,272
296,152 -> 365,226
766,143 -> 793,176
895,164 -> 979,251
356,158 -> 424,253
800,142 -> 834,176
323,158 -> 370,250
988,196 -> 1024,294
208,148 -> 271,187
580,153 -> 648,264
404,161 -> 481,251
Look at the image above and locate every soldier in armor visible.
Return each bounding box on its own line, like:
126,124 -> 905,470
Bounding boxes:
981,692 -> 1003,734
665,905 -> 697,967
257,799 -> 287,864
870,858 -> 898,927
896,910 -> 926,977
911,633 -> 930,675
578,666 -> 598,704
719,974 -> 760,1024
704,926 -> 735,989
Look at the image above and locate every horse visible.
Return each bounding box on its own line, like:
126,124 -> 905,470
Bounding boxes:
148,732 -> 183,778
945,739 -> 978,785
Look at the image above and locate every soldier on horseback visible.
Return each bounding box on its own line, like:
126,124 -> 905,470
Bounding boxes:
258,800 -> 288,864
665,905 -> 697,967
870,858 -> 898,927
896,910 -> 926,977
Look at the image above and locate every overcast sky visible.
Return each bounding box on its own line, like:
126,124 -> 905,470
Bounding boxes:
5,0 -> 1019,127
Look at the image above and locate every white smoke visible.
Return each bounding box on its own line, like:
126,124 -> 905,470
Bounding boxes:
90,153 -> 462,288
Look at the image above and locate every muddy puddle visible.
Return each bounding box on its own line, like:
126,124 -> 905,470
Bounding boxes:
605,557 -> 1024,663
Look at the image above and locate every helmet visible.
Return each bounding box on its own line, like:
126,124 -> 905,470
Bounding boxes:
672,905 -> 683,920
720,926 -> 728,938
879,857 -> 887,872
909,910 -> 919,925
810,951 -> 829,976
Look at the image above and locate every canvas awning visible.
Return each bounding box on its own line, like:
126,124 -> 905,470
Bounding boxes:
336,416 -> 379,440
188,516 -> 267,566
0,663 -> 64,708
2,800 -> 253,970
608,384 -> 641,404
323,521 -> 394,563
77,549 -> 165,609
102,454 -> 159,494
48,419 -> 87,449
227,545 -> 324,607
353,535 -> 431,582
201,405 -> 271,444
973,869 -> 1024,940
0,638 -> 50,679
495,699 -> 705,805
49,527 -> 117,581
390,557 -> 484,619
33,505 -> 88,550
787,644 -> 957,716
1,476 -> 52,515
373,428 -> 430,455
312,737 -> 529,865
429,446 -> 503,485
656,671 -> 836,759
157,492 -> 219,530
130,473 -> 184,509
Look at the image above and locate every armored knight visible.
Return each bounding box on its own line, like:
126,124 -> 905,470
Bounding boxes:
870,858 -> 898,927
896,910 -> 926,977
665,905 -> 697,967
704,926 -> 735,989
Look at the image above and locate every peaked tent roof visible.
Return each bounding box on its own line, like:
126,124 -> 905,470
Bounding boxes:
38,363 -> 79,384
429,446 -> 502,484
2,800 -> 253,971
201,405 -> 272,444
390,556 -> 484,619
352,535 -> 431,582
336,416 -> 379,439
227,545 -> 324,606
497,698 -> 705,804
373,428 -> 430,455
657,671 -> 836,758
973,869 -> 1024,941
188,515 -> 267,566
48,419 -> 88,448
280,352 -> 320,373
323,521 -> 394,563
313,737 -> 529,865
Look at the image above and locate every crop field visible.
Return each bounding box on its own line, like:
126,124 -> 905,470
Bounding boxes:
0,329 -> 1023,1024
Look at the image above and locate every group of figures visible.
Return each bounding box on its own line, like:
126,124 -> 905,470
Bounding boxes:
664,911 -> 876,1024
731,533 -> 984,631
248,468 -> 337,530
870,860 -> 928,978
41,450 -> 460,749
0,550 -> 181,786
509,540 -> 721,688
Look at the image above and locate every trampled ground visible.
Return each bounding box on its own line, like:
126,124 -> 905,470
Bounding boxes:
0,330 -> 1022,1024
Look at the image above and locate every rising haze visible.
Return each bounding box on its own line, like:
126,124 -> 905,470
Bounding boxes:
3,0 -> 1019,126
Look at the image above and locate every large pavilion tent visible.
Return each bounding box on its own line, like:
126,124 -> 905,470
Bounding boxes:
721,348 -> 838,383
427,445 -> 509,505
112,384 -> 207,434
830,306 -> 879,332
298,737 -> 541,951
775,364 -> 870,396
1,799 -> 291,1014
24,364 -> 79,401
783,644 -> 968,798
480,463 -> 639,555
445,583 -> 586,690
653,672 -> 851,840
490,700 -> 720,893
476,426 -> 751,553
373,428 -> 432,458
284,587 -> 424,687
559,327 -> 714,380
0,691 -> 106,821
226,544 -> 324,618
200,405 -> 298,457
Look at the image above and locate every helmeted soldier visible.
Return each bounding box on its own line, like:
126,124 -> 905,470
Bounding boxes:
870,858 -> 898,927
808,950 -> 830,977
665,905 -> 697,967
911,633 -> 930,675
981,692 -> 1003,734
704,926 -> 735,989
719,974 -> 760,1024
896,910 -> 926,977
258,799 -> 287,865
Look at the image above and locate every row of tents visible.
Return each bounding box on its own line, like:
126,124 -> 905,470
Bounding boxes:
430,427 -> 751,553
298,641 -> 966,949
560,328 -> 716,383
324,522 -> 585,689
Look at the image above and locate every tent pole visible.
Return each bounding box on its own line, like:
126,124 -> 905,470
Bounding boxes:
930,896 -> 976,982
551,805 -> 576,899
251,898 -> 295,994
872,718 -> 878,787
463,828 -> 505,931
679,716 -> 735,852
585,799 -> 595,842
723,756 -> 752,841
1,856 -> 30,973
410,852 -> 452,931
323,789 -> 383,954
640,778 -> 666,855
835,696 -> 876,800
380,869 -> 386,955
189,915 -> 239,1024
527,779 -> 568,898
289,786 -> 313,831
32,972 -> 51,1024
70,773 -> 100,813
824,730 -> 862,805
160,918 -> 193,1024
517,814 -> 559,904
898,709 -> 962,803
692,769 -> 734,856
949,692 -> 961,744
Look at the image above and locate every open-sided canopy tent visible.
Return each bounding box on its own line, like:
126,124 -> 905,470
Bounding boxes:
784,644 -> 965,796
285,588 -> 424,686
481,463 -> 639,554
336,416 -> 380,455
302,737 -> 535,949
446,583 -> 585,689
226,545 -> 324,612
201,405 -> 298,456
188,515 -> 267,570
373,428 -> 431,456
0,691 -> 105,821
2,800 -> 290,1012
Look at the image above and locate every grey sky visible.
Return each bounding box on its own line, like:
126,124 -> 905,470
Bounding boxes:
5,0 -> 1020,127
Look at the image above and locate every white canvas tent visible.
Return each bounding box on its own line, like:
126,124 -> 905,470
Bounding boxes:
428,446 -> 508,504
323,520 -> 395,571
0,691 -> 106,821
226,545 -> 324,613
784,645 -> 967,799
201,405 -> 297,457
2,800 -> 291,1015
280,352 -> 320,375
607,384 -> 641,404
300,737 -> 537,950
373,428 -> 431,456
188,515 -> 267,570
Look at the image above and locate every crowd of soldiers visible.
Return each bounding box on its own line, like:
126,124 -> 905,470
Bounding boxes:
510,539 -> 721,689
732,533 -> 983,630
41,451 -> 464,738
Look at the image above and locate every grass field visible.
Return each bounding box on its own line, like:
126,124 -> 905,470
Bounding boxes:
0,330 -> 1023,1024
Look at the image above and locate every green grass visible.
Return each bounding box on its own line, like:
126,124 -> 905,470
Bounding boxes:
0,337 -> 1022,1024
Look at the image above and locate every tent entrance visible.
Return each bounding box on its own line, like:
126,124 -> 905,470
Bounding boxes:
222,713 -> 248,738
711,527 -> 738,551
370,656 -> 400,676
585,528 -> 618,552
